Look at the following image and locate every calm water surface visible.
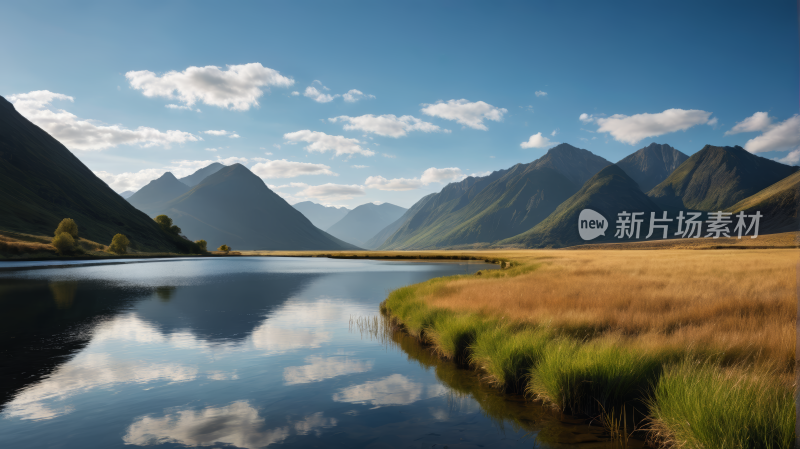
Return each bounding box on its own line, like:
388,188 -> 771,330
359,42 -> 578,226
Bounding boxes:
0,257 -> 619,448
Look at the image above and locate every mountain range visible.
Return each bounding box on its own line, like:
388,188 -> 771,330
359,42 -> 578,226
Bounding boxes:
324,202 -> 407,248
128,163 -> 356,251
647,145 -> 796,211
293,201 -> 350,230
0,95 -> 192,253
370,143 -> 797,249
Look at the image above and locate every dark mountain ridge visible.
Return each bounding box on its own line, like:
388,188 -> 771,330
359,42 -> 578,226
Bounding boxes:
648,145 -> 798,211
0,95 -> 188,252
616,143 -> 689,192
158,164 -> 357,250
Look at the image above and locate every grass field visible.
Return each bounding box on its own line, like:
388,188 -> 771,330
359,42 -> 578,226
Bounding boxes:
373,248 -> 797,447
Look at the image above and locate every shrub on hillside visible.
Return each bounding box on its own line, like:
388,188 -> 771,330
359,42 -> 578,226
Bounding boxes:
52,232 -> 75,255
154,215 -> 182,235
195,240 -> 208,251
218,244 -> 230,252
109,234 -> 130,254
55,218 -> 79,238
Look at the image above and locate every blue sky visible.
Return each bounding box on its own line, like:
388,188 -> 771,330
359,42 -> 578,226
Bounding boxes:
2,1 -> 798,208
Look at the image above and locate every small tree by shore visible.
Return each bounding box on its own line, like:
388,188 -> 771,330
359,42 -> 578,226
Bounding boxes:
52,232 -> 75,255
52,218 -> 79,254
55,218 -> 79,238
109,234 -> 130,254
218,244 -> 231,253
195,240 -> 208,251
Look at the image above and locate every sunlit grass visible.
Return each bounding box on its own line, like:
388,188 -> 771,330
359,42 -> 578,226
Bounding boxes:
648,360 -> 795,449
377,248 -> 798,447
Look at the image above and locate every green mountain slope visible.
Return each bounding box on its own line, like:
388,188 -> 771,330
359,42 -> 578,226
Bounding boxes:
158,164 -> 358,250
179,162 -> 224,187
0,95 -> 189,252
725,170 -> 800,234
127,172 -> 190,217
326,203 -> 407,247
378,144 -> 610,250
293,201 -> 351,230
499,164 -> 663,248
648,145 -> 798,211
616,143 -> 688,192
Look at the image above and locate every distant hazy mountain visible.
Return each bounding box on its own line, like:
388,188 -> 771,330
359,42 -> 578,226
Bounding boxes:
648,145 -> 798,211
127,172 -> 190,217
119,190 -> 136,199
378,143 -> 610,249
293,201 -> 351,230
0,95 -> 190,252
617,143 -> 688,192
158,164 -> 357,250
364,194 -> 435,249
499,164 -> 662,248
726,170 -> 800,235
179,162 -> 224,187
326,203 -> 407,247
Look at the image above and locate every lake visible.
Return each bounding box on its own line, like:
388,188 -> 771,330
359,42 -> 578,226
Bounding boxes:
0,257 -> 617,448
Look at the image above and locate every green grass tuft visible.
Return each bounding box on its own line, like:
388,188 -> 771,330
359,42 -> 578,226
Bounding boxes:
528,338 -> 664,416
469,324 -> 552,392
648,361 -> 795,449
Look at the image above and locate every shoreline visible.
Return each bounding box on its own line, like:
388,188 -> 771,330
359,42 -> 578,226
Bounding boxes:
376,249 -> 796,448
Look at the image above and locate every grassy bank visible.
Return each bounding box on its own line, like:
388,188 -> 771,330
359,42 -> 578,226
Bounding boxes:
378,249 -> 796,448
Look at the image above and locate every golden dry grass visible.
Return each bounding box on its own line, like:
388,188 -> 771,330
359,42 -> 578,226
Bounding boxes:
419,249 -> 797,372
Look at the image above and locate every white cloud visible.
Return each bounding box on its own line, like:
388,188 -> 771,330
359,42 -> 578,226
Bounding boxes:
579,113 -> 595,123
229,133 -> 240,139
535,91 -> 547,97
707,117 -> 718,126
352,165 -> 368,169
8,90 -> 199,151
298,183 -> 366,200
283,355 -> 373,385
291,91 -> 299,96
273,143 -> 281,149
123,401 -> 335,449
205,148 -> 217,152
304,86 -> 338,103
283,130 -> 374,157
775,149 -> 800,165
365,167 -> 463,191
329,114 -> 446,138
743,114 -> 800,154
420,99 -> 507,130
365,176 -> 423,191
551,129 -> 558,136
725,112 -> 772,135
250,159 -> 336,179
420,167 -> 464,184
203,129 -> 230,136
382,153 -> 396,159
125,62 -> 293,111
342,89 -> 375,103
165,104 -> 194,111
332,374 -> 446,407
589,109 -> 713,145
520,132 -> 558,149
